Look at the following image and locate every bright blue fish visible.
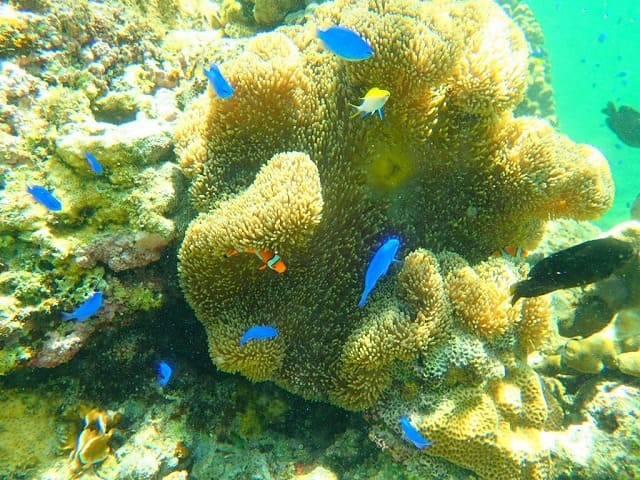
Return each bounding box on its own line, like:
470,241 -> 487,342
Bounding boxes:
62,291 -> 103,322
240,325 -> 278,345
317,25 -> 373,61
83,152 -> 103,174
358,237 -> 401,307
400,416 -> 431,449
27,185 -> 62,211
203,63 -> 234,99
157,361 -> 173,387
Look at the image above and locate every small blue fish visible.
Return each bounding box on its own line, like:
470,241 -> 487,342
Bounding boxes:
83,152 -> 103,174
400,417 -> 431,449
597,32 -> 607,43
530,48 -> 544,59
62,291 -> 103,322
317,25 -> 373,61
240,325 -> 278,345
203,63 -> 234,99
26,185 -> 62,211
358,237 -> 401,308
157,361 -> 173,387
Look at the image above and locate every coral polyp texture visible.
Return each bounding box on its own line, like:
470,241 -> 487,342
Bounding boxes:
176,0 -> 608,474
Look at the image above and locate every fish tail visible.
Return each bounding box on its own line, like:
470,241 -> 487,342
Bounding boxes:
357,294 -> 367,308
509,281 -> 525,305
61,312 -> 74,321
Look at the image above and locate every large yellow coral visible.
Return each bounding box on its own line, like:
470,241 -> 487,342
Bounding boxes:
176,0 -> 602,465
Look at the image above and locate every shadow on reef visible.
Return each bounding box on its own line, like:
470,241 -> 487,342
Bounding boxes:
0,283 -> 381,479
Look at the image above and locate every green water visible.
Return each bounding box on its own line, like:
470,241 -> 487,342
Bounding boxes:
528,0 -> 640,228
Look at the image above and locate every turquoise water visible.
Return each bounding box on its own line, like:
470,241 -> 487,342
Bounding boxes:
528,0 -> 640,227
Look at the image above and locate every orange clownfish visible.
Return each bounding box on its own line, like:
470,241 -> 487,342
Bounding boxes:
225,247 -> 287,273
492,245 -> 528,259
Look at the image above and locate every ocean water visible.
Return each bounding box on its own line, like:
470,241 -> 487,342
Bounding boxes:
1,0 -> 640,479
528,0 -> 640,227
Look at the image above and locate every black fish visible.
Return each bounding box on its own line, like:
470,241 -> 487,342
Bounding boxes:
511,237 -> 636,304
602,102 -> 640,147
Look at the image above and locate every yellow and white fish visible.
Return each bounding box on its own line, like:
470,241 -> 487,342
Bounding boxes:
350,87 -> 390,120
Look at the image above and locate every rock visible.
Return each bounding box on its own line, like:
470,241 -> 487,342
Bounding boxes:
289,466 -> 338,480
55,118 -> 174,173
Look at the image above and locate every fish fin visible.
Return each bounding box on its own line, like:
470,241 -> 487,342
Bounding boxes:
258,264 -> 267,271
377,108 -> 384,120
602,101 -> 616,116
61,312 -> 74,321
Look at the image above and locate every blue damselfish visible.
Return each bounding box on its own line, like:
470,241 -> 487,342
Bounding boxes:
399,416 -> 431,449
317,25 -> 373,61
203,63 -> 234,99
358,237 -> 401,307
27,184 -> 62,211
157,361 -> 173,387
62,291 -> 103,322
240,325 -> 278,345
83,152 -> 103,174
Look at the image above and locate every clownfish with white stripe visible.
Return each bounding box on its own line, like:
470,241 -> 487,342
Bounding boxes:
492,245 -> 528,259
225,247 -> 287,273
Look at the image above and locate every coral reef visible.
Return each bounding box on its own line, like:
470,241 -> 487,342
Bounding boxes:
549,380 -> 640,479
560,308 -> 640,376
0,0 -> 198,375
532,221 -> 640,374
177,0 -> 607,417
363,250 -> 560,480
2,0 -> 638,477
0,386 -> 62,475
497,0 -> 557,124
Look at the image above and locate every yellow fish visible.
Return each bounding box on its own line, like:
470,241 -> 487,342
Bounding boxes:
350,87 -> 390,120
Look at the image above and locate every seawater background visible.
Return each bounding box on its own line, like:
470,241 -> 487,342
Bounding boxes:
527,0 -> 640,228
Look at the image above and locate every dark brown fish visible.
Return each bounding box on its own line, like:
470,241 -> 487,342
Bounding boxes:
511,237 -> 636,304
602,102 -> 640,147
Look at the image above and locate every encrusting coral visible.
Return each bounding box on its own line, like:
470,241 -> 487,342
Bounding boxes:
176,0 -> 608,475
368,250 -> 560,480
